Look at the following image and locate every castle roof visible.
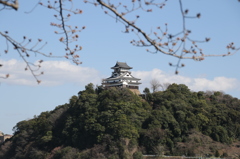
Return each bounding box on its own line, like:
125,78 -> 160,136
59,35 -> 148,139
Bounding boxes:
111,62 -> 132,69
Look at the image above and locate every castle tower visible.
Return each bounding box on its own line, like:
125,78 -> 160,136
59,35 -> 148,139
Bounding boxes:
102,62 -> 141,94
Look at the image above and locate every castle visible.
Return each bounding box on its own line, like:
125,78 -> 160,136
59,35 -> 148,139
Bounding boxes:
102,62 -> 141,94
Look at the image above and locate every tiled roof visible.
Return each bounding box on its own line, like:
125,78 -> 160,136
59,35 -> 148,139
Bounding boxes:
111,62 -> 132,69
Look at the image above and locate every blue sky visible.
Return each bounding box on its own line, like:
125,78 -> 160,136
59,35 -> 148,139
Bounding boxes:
0,0 -> 240,134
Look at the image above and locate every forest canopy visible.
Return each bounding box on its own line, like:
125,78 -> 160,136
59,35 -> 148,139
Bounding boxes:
1,83 -> 240,158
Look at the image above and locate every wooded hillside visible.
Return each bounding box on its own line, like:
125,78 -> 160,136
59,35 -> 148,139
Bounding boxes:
1,83 -> 240,159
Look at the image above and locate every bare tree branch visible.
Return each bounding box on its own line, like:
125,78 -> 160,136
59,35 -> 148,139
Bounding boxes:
1,0 -> 240,83
0,31 -> 62,83
39,0 -> 84,65
150,79 -> 161,92
0,0 -> 84,83
94,0 -> 239,73
0,0 -> 19,10
59,0 -> 69,49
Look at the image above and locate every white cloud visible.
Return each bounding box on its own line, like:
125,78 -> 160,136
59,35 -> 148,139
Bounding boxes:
1,59 -> 239,94
0,59 -> 103,86
133,69 -> 240,93
40,61 -> 103,86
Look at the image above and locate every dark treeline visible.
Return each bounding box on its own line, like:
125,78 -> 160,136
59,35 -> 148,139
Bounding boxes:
1,83 -> 240,159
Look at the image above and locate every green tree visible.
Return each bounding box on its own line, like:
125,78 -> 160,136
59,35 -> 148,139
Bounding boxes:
1,83 -> 240,158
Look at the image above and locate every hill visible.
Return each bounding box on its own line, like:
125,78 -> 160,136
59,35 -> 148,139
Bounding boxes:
0,83 -> 240,159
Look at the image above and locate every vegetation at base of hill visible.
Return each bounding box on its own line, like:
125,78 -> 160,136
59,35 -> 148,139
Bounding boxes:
0,83 -> 240,159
